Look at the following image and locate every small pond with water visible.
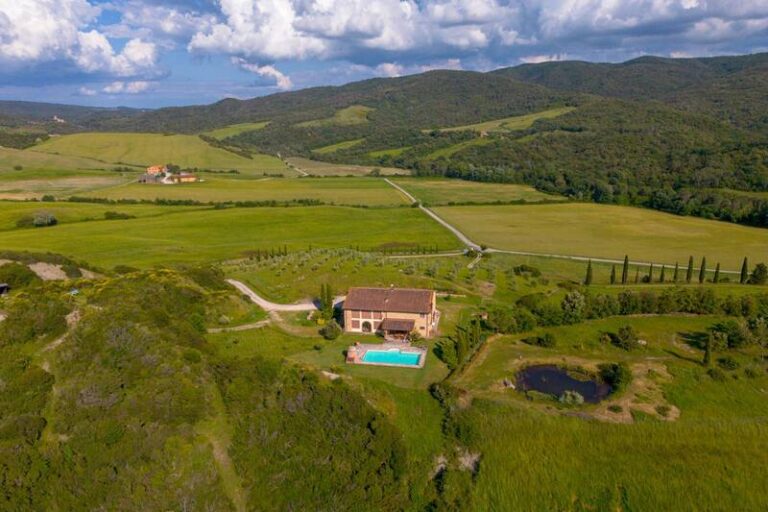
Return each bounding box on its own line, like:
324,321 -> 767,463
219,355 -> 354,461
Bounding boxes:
516,364 -> 612,403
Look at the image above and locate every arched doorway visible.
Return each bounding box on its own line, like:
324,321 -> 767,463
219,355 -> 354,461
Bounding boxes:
361,321 -> 372,333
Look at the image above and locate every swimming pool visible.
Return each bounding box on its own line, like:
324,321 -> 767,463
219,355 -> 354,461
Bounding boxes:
361,348 -> 423,367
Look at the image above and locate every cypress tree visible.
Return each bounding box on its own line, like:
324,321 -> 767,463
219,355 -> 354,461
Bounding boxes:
659,265 -> 666,283
699,257 -> 707,284
713,263 -> 721,284
610,265 -> 617,285
741,257 -> 749,284
686,256 -> 694,283
673,262 -> 679,282
621,256 -> 629,284
585,260 -> 593,285
647,263 -> 654,283
704,335 -> 712,367
634,268 -> 640,284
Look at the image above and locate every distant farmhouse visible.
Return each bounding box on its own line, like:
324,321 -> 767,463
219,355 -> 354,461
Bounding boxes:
343,287 -> 438,340
139,165 -> 198,185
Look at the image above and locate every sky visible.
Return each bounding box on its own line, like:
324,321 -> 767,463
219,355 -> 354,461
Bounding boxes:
0,0 -> 767,108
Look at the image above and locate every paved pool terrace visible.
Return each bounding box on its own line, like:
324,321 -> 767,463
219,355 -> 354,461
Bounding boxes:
346,343 -> 427,369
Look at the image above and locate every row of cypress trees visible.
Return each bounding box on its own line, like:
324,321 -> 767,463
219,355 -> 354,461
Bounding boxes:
584,256 -> 757,285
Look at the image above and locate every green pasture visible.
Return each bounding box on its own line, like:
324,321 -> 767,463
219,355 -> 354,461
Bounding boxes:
296,105 -> 374,128
312,138 -> 365,155
434,203 -> 768,269
202,122 -> 269,139
424,136 -> 495,159
394,177 -> 565,205
285,157 -> 409,176
0,147 -> 117,172
368,147 -> 411,158
33,132 -> 286,172
0,168 -> 133,200
0,205 -> 461,268
90,176 -> 407,206
436,106 -> 575,133
0,200 -> 204,231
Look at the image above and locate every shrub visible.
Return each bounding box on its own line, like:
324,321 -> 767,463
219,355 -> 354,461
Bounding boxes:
598,362 -> 632,393
41,195 -> 55,202
717,357 -> 740,371
104,211 -> 136,220
610,325 -> 640,351
61,264 -> 82,279
707,368 -> 727,382
32,212 -> 57,227
607,404 -> 623,413
522,333 -> 556,348
0,262 -> 40,289
744,367 -> 762,379
320,319 -> 342,340
559,390 -> 584,405
656,405 -> 671,417
113,265 -> 140,275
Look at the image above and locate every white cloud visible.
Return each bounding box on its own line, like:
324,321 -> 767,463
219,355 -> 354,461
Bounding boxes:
0,0 -> 159,78
102,80 -> 152,93
78,86 -> 97,96
520,53 -> 568,64
375,62 -> 405,77
232,57 -> 293,90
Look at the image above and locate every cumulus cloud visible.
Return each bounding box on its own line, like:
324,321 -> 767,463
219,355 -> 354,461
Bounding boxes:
0,0 -> 159,80
102,80 -> 153,93
232,57 -> 293,90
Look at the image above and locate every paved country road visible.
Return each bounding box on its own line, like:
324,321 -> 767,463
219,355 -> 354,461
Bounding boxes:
227,279 -> 345,312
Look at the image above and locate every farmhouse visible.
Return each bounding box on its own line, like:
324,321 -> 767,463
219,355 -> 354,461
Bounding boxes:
146,165 -> 167,175
343,287 -> 438,339
169,172 -> 198,184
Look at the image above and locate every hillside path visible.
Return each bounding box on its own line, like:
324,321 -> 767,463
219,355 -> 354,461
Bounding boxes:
227,279 -> 345,312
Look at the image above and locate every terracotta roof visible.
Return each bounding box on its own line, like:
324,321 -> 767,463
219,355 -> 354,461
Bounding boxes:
344,287 -> 433,314
379,318 -> 415,332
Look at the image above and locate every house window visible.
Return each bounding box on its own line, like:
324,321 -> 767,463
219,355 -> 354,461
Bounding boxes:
352,320 -> 360,329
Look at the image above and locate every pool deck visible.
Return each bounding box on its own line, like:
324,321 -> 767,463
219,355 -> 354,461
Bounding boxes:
346,343 -> 427,369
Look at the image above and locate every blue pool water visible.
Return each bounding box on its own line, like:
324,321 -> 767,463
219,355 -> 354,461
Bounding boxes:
362,348 -> 422,367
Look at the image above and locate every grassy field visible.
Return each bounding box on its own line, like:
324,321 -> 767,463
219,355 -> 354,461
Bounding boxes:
437,106 -> 575,133
34,133 -> 286,172
0,205 -> 460,268
368,147 -> 411,158
89,176 -> 407,206
453,314 -> 768,510
202,122 -> 269,139
394,177 -> 565,205
0,169 -> 134,200
434,203 -> 768,269
285,157 -> 410,176
425,137 -> 495,159
296,105 -> 374,127
0,200 -> 204,230
0,147 -> 119,172
312,139 -> 365,155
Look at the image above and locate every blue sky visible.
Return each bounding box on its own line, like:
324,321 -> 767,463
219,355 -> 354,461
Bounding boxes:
1,0 -> 767,108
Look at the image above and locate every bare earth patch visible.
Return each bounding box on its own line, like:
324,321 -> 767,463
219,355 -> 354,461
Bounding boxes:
28,262 -> 68,280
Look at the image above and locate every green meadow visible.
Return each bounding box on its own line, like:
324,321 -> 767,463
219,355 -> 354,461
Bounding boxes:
0,146 -> 118,172
312,138 -> 365,154
296,105 -> 374,127
90,176 -> 407,206
425,136 -> 495,159
0,205 -> 460,268
394,177 -> 565,204
0,200 -> 204,230
437,106 -> 575,133
0,169 -> 133,200
434,203 -> 768,269
202,122 -> 270,139
34,132 -> 286,172
285,157 -> 409,176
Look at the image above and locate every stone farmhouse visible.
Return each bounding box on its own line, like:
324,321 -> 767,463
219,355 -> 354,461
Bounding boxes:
343,287 -> 438,340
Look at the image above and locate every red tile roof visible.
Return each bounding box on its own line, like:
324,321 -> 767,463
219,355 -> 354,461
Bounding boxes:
344,287 -> 433,314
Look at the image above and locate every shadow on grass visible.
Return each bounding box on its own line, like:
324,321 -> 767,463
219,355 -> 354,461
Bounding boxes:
679,330 -> 708,350
663,348 -> 702,365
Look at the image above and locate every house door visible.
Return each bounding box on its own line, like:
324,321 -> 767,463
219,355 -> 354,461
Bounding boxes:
361,321 -> 372,333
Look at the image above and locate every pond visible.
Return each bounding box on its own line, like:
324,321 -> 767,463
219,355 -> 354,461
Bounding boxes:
516,365 -> 612,403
